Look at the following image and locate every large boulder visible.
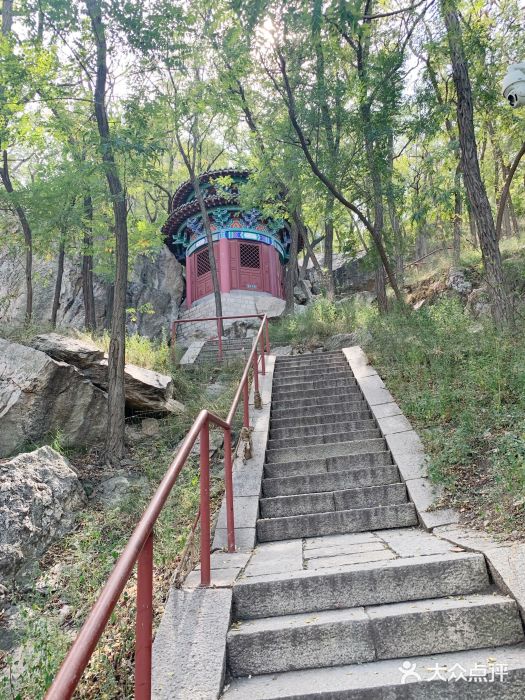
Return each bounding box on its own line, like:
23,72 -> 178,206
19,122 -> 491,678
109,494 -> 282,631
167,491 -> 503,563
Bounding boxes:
0,446 -> 87,584
323,332 -> 358,351
31,333 -> 183,414
31,332 -> 105,368
0,339 -> 107,458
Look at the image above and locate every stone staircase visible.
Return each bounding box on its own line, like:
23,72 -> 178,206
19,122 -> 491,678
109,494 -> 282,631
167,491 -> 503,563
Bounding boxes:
222,351 -> 525,698
195,337 -> 254,364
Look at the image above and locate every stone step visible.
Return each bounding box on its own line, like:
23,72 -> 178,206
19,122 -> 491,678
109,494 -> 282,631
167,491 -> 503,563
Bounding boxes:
275,351 -> 344,364
270,398 -> 369,419
273,365 -> 349,379
257,503 -> 417,542
263,451 -> 394,479
260,483 -> 408,518
227,592 -> 522,678
269,418 -> 377,440
271,380 -> 358,400
262,464 -> 401,497
270,387 -> 363,408
233,552 -> 489,619
222,644 -> 525,698
269,408 -> 372,430
267,426 -> 381,451
265,438 -> 387,465
272,368 -> 352,383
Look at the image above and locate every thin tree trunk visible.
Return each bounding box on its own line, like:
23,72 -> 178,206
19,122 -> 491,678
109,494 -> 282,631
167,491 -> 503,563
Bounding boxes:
82,194 -> 97,331
51,240 -> 65,327
375,265 -> 387,313
453,165 -> 462,265
191,172 -> 223,330
86,0 -> 129,464
276,49 -> 403,304
105,283 -> 114,330
323,194 -> 335,299
0,151 -> 33,322
285,212 -> 300,314
442,0 -> 511,326
1,0 -> 12,34
465,194 -> 478,247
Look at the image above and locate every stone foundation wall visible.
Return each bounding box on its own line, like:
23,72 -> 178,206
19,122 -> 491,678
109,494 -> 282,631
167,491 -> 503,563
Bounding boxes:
175,291 -> 286,342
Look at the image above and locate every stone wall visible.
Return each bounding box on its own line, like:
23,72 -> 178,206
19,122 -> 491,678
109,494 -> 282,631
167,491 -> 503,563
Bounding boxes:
175,291 -> 286,343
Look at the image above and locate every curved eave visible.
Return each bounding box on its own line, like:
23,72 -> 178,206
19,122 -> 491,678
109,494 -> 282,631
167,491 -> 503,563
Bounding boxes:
169,168 -> 251,211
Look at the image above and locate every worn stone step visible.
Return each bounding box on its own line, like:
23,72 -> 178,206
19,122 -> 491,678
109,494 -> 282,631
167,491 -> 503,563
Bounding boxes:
265,437 -> 387,465
273,367 -> 355,388
272,380 -> 358,400
267,427 -> 380,451
270,409 -> 372,431
271,398 -> 368,419
222,644 -> 525,699
273,364 -> 348,377
260,483 -> 408,518
264,451 -> 394,479
275,351 -> 344,364
269,418 -> 377,440
271,388 -> 363,408
227,592 -> 522,678
262,464 -> 400,497
227,606 -> 373,677
233,552 -> 489,619
257,503 -> 417,542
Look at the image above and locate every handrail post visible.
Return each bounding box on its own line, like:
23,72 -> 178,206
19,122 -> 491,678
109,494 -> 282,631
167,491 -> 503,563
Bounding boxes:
217,319 -> 223,362
259,331 -> 266,376
223,427 -> 235,553
253,349 -> 262,409
265,316 -> 270,354
135,531 -> 153,700
200,419 -> 211,586
242,379 -> 249,428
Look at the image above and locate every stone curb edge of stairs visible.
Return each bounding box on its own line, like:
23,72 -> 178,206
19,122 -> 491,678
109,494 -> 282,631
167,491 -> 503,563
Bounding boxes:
343,345 -> 525,621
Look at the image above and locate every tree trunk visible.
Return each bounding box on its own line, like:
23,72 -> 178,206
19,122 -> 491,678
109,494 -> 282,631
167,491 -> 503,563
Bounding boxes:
375,264 -> 387,313
0,151 -> 33,322
86,0 -> 129,464
323,194 -> 335,299
452,164 -> 462,266
277,48 -> 403,304
82,194 -> 97,331
285,212 -> 300,314
51,240 -> 65,327
1,0 -> 12,34
386,130 -> 404,286
442,0 -> 511,326
191,173 -> 223,331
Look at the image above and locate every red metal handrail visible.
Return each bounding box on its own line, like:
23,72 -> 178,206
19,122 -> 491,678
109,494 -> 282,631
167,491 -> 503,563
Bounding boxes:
171,313 -> 271,363
45,315 -> 270,700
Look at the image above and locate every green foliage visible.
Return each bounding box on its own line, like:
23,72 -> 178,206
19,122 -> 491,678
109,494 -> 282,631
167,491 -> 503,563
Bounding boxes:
364,299 -> 525,531
269,297 -> 377,348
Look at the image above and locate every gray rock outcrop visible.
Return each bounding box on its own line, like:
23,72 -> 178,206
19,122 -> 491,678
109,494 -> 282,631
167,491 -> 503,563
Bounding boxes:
0,446 -> 87,584
31,333 -> 183,414
0,244 -> 183,339
0,339 -> 107,458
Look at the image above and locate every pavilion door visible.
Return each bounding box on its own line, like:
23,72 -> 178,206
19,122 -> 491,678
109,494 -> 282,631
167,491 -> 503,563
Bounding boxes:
194,248 -> 213,299
238,242 -> 264,292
